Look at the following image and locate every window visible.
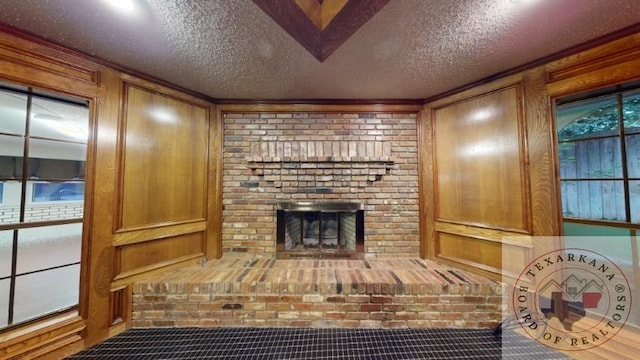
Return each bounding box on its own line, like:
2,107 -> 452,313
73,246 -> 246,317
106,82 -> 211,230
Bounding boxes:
0,84 -> 88,330
32,181 -> 85,202
556,82 -> 640,327
557,84 -> 640,225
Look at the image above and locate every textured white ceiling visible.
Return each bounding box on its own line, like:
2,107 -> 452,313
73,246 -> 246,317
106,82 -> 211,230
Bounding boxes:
0,0 -> 638,100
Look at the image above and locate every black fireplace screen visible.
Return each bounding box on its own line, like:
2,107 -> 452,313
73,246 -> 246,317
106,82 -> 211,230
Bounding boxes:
276,201 -> 364,259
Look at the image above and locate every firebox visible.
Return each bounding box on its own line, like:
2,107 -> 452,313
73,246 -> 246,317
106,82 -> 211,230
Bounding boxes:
276,201 -> 364,259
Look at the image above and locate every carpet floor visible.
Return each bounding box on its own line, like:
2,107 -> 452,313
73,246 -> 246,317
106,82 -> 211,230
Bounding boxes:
66,327 -> 571,359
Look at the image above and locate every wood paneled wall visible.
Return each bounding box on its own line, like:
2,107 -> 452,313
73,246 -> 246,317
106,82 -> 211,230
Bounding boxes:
422,71 -> 556,280
0,29 -> 220,358
112,82 -> 211,282
421,31 -> 640,280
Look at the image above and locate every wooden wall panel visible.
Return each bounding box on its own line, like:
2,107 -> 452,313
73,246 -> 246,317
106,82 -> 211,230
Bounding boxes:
434,85 -> 529,233
119,85 -> 208,230
424,74 -> 541,280
436,232 -> 502,271
117,233 -> 204,274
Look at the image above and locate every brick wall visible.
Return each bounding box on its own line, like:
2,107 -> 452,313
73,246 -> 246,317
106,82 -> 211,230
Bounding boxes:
222,112 -> 420,257
132,288 -> 503,329
0,203 -> 83,223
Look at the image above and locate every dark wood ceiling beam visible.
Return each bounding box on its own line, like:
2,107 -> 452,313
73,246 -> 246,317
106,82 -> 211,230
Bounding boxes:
252,0 -> 389,62
320,0 -> 389,61
253,0 -> 322,60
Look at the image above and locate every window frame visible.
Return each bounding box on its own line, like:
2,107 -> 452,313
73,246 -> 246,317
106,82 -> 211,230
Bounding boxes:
557,83 -> 640,230
0,84 -> 88,331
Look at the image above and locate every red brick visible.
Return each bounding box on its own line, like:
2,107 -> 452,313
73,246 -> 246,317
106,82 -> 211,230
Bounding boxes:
255,311 -> 277,319
289,320 -> 313,327
324,312 -> 347,320
451,304 -> 476,312
370,312 -> 394,321
360,304 -> 382,312
394,312 -> 418,320
267,303 -> 291,311
152,320 -> 175,327
347,295 -> 370,303
371,296 -> 393,303
463,296 -> 485,303
291,303 -> 313,311
382,304 -> 405,312
382,321 -> 407,328
440,312 -> 463,320
416,296 -> 439,303
326,296 -> 346,303
430,320 -> 453,328
311,303 -> 336,311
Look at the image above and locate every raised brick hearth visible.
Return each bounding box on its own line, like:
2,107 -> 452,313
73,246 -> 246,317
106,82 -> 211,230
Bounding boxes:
132,255 -> 504,329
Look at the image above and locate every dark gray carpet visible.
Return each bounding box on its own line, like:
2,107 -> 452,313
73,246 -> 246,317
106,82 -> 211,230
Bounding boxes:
66,327 -> 571,359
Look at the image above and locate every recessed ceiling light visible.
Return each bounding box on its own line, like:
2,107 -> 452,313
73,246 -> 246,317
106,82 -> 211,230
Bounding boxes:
102,0 -> 141,17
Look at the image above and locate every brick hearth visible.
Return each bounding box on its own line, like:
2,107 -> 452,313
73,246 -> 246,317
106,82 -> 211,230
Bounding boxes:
132,255 -> 504,329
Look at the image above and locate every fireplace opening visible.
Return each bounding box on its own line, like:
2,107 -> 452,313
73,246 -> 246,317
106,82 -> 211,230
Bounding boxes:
277,201 -> 364,259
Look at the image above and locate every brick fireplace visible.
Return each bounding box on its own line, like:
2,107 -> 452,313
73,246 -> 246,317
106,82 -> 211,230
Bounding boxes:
133,112 -> 504,330
222,112 -> 420,258
276,201 -> 364,259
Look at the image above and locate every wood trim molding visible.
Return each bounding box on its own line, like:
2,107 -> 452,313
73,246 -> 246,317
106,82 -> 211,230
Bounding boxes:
206,106 -> 224,259
434,222 -> 533,248
427,73 -> 525,109
0,314 -> 85,360
417,108 -> 434,259
113,221 -> 207,246
110,254 -> 202,288
523,67 -> 560,237
545,32 -> 640,97
216,99 -> 424,106
546,32 -> 640,82
119,74 -> 213,107
84,67 -> 122,347
217,103 -> 423,113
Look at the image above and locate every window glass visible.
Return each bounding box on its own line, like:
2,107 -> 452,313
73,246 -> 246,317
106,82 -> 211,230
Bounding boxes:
0,279 -> 8,328
29,97 -> 88,143
0,230 -> 11,278
630,180 -> 640,223
0,182 -> 21,225
32,182 -> 85,202
0,156 -> 23,180
623,89 -> 640,135
0,182 -> 3,203
16,223 -> 82,274
558,138 -> 622,179
0,137 -> 25,177
557,95 -> 619,141
28,139 -> 86,165
13,264 -> 80,324
561,180 -> 625,221
626,134 -> 640,178
0,90 -> 27,136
